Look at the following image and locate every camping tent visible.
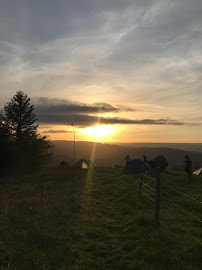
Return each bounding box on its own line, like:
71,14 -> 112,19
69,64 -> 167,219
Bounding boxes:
123,159 -> 146,174
193,168 -> 202,175
73,158 -> 96,169
153,155 -> 168,171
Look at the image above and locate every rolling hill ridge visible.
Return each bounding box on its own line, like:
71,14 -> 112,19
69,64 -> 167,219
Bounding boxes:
52,141 -> 202,168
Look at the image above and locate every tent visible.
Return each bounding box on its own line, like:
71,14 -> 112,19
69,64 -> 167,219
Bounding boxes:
153,155 -> 168,171
193,168 -> 202,175
123,159 -> 146,174
73,158 -> 96,169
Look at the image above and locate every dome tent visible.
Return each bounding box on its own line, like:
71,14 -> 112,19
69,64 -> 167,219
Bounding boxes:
73,158 -> 95,169
153,155 -> 168,171
123,159 -> 146,174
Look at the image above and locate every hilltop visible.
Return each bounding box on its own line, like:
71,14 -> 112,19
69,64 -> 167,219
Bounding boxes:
116,143 -> 202,153
52,140 -> 202,168
0,168 -> 201,269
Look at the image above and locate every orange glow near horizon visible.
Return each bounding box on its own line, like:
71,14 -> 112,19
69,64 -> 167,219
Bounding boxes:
38,124 -> 202,143
81,125 -> 114,138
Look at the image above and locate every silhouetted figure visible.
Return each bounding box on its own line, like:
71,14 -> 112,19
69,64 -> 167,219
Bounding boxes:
143,155 -> 156,172
125,155 -> 130,165
143,154 -> 168,173
153,155 -> 168,172
143,155 -> 147,163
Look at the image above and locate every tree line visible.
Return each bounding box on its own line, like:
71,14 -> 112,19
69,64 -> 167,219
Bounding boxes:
0,91 -> 53,176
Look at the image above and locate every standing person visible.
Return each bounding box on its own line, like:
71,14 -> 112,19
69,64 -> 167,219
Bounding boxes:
125,154 -> 130,165
143,155 -> 147,163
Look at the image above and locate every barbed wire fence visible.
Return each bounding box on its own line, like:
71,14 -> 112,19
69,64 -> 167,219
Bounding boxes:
138,170 -> 202,245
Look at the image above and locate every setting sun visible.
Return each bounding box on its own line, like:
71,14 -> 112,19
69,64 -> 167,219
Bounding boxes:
82,125 -> 114,138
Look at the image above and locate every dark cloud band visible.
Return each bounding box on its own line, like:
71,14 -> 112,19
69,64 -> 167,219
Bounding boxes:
37,112 -> 185,126
34,97 -> 134,114
43,130 -> 75,133
33,97 -> 185,126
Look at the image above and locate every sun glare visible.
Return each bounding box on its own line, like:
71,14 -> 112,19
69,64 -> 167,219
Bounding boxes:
82,125 -> 113,138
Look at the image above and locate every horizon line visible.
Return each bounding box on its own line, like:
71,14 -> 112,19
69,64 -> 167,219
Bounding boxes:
51,140 -> 202,144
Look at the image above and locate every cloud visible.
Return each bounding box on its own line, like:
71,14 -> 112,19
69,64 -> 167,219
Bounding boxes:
37,112 -> 186,126
0,0 -> 202,129
0,0 -> 151,45
33,97 -> 134,114
43,130 -> 75,134
101,2 -> 202,91
98,118 -> 185,126
33,97 -> 187,126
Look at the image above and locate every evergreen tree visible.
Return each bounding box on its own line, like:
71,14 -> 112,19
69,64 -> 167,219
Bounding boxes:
2,91 -> 53,172
0,110 -> 9,141
4,91 -> 38,143
0,110 -> 17,176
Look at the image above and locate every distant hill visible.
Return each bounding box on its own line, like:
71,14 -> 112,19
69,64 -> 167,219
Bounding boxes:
114,143 -> 202,153
52,140 -> 202,169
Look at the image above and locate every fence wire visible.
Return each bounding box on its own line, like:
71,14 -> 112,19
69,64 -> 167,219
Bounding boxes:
141,190 -> 156,203
160,194 -> 202,224
141,173 -> 156,182
161,183 -> 202,205
139,172 -> 202,246
141,181 -> 156,192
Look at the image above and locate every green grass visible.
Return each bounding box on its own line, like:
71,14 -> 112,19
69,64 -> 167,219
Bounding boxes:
0,168 -> 202,269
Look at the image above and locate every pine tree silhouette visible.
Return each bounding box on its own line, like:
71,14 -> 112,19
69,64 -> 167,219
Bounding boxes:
4,91 -> 38,143
1,91 -> 53,172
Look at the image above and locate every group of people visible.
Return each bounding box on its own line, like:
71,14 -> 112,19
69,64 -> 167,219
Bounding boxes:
125,154 -> 192,174
125,154 -> 165,171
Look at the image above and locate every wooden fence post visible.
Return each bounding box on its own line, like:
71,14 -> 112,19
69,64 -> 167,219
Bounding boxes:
139,174 -> 143,199
155,169 -> 160,223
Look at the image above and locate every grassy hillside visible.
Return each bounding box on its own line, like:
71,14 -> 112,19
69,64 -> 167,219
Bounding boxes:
53,140 -> 202,169
0,168 -> 202,269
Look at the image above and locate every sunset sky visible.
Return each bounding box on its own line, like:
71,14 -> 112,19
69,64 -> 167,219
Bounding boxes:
0,0 -> 202,143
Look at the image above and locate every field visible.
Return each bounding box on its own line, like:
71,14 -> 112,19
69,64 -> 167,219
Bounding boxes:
0,168 -> 202,270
